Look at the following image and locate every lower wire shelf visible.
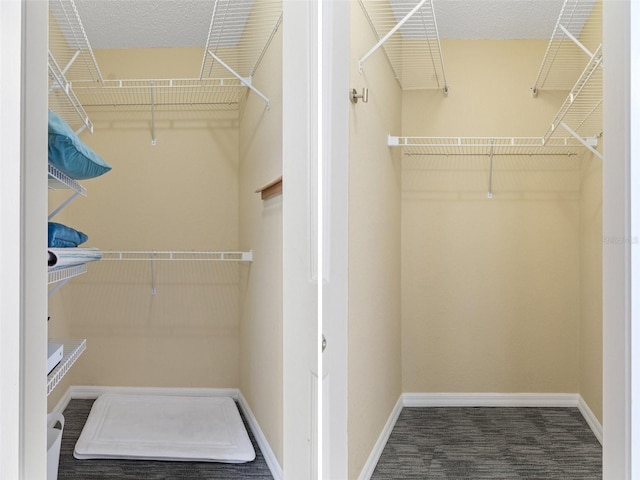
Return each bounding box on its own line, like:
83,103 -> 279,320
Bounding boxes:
47,338 -> 86,396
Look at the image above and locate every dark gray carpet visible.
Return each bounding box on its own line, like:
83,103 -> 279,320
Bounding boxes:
57,399 -> 274,480
371,407 -> 602,480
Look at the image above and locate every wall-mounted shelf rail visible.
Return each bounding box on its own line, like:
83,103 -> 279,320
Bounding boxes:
388,135 -> 590,156
199,0 -> 283,109
358,0 -> 448,92
531,0 -> 601,93
390,135 -> 590,199
101,251 -> 253,262
101,251 -> 253,295
47,338 -> 86,396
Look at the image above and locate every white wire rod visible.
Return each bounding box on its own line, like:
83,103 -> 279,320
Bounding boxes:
206,50 -> 270,109
150,81 -> 156,146
101,251 -> 253,262
49,0 -> 103,83
48,192 -> 81,221
48,52 -> 94,133
359,0 -> 429,72
487,140 -> 495,199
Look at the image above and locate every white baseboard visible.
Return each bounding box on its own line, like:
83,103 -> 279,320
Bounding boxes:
577,395 -> 603,444
402,392 -> 580,408
238,391 -> 283,480
53,385 -> 283,479
358,395 -> 403,480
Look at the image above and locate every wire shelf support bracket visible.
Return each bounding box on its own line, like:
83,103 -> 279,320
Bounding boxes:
48,163 -> 87,220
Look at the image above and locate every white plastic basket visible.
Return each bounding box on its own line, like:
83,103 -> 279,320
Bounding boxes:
47,413 -> 64,480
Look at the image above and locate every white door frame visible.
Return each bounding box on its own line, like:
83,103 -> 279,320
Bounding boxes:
282,1 -> 320,478
0,0 -> 48,478
602,0 -> 639,478
321,0 -> 349,478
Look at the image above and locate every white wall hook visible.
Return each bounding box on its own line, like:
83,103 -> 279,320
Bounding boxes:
350,88 -> 369,104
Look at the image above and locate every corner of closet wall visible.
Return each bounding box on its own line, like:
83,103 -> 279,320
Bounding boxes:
237,15 -> 284,468
578,145 -> 603,425
348,1 -> 403,479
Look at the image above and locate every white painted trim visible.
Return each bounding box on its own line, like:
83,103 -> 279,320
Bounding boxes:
238,391 -> 283,480
357,395 -> 404,480
578,395 -> 603,445
67,385 -> 239,400
50,387 -> 73,415
402,392 -> 580,408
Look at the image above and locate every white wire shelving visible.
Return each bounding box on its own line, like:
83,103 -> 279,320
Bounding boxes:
101,251 -> 253,295
48,264 -> 87,297
531,0 -> 602,158
358,0 -> 448,93
49,0 -> 103,133
101,251 -> 253,262
389,135 -> 590,198
48,0 -> 283,143
199,0 -> 283,108
531,0 -> 601,93
47,338 -> 86,396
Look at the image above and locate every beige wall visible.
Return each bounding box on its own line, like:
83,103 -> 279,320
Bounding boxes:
348,2 -> 403,478
401,40 -> 583,395
238,27 -> 284,466
579,151 -> 603,422
49,48 -> 242,389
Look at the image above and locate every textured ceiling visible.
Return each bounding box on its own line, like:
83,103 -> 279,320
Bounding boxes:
72,0 -> 569,50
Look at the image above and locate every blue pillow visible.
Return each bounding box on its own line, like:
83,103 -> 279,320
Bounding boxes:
48,110 -> 112,180
48,222 -> 88,248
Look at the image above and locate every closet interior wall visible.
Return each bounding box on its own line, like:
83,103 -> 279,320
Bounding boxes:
46,6 -> 285,467
347,2 -> 403,479
399,7 -> 603,420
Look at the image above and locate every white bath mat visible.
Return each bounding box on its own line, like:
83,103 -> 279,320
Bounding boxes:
74,394 -> 255,463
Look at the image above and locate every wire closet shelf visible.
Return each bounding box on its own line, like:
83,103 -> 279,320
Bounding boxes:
48,0 -> 283,132
358,0 -> 448,93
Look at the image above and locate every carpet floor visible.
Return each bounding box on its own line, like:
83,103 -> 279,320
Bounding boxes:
371,407 -> 602,480
57,399 -> 274,480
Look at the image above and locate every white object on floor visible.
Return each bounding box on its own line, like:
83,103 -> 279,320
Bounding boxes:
47,412 -> 64,480
74,394 -> 256,463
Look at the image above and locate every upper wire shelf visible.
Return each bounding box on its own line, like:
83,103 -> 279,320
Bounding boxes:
49,0 -> 103,132
389,135 -> 590,156
358,0 -> 448,92
72,78 -> 247,112
199,0 -> 282,81
531,0 -> 601,93
544,45 -> 602,143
